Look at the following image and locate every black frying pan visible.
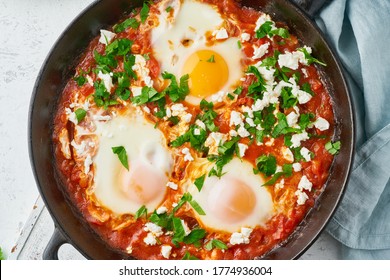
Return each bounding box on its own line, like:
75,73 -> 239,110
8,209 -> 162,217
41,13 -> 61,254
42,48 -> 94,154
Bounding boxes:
29,0 -> 354,260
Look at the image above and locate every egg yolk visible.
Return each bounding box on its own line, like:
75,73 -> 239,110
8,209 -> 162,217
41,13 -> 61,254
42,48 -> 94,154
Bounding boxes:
182,50 -> 229,98
208,177 -> 256,223
119,161 -> 166,205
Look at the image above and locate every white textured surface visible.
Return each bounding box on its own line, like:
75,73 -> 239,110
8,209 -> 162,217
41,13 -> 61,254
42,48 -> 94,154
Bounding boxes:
0,0 -> 341,260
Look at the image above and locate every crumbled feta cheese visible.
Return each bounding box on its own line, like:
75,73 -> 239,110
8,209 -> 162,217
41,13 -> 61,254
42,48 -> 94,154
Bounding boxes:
182,147 -> 194,162
84,155 -> 93,174
132,55 -> 153,87
131,86 -> 143,97
211,91 -> 226,102
265,138 -> 275,147
161,245 -> 172,259
181,220 -> 191,236
252,43 -> 269,60
293,162 -> 302,172
195,119 -> 206,130
300,147 -> 312,162
156,206 -> 168,215
143,232 -> 157,246
194,128 -> 201,136
71,140 -> 87,156
229,227 -> 253,245
99,29 -> 116,45
255,14 -> 273,31
302,68 -> 308,78
213,28 -> 229,39
229,129 -> 238,137
144,222 -> 164,237
182,113 -> 192,123
230,110 -> 244,126
241,32 -> 251,42
256,65 -> 275,85
245,117 -> 256,127
286,111 -> 299,127
278,52 -> 300,70
237,126 -> 250,138
171,103 -> 187,116
65,108 -> 78,125
282,147 -> 294,162
165,107 -> 172,118
297,90 -> 312,104
275,165 -> 283,173
275,179 -> 285,189
290,131 -> 309,148
126,245 -> 133,254
143,106 -> 151,114
314,117 -> 330,131
241,106 -> 254,118
238,143 -> 248,158
295,189 -> 309,205
86,75 -> 94,86
82,101 -> 90,111
205,132 -> 227,147
172,202 -> 178,208
166,181 -> 178,190
298,175 -> 313,191
97,71 -> 113,93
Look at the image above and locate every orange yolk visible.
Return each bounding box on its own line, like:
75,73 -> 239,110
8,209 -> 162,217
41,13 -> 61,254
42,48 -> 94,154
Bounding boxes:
182,50 -> 229,98
119,161 -> 165,204
208,177 -> 256,223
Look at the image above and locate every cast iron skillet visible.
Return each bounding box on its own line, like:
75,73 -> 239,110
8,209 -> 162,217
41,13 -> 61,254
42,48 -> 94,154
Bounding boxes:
29,0 -> 354,260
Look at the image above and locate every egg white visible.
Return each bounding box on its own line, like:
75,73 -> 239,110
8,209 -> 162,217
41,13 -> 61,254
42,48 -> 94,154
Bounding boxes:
188,158 -> 274,233
92,111 -> 173,215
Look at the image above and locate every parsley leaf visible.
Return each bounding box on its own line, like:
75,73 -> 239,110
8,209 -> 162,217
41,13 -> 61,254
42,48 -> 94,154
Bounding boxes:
263,163 -> 293,186
162,72 -> 190,102
113,18 -> 140,33
246,66 -> 266,97
205,239 -> 228,251
270,27 -> 290,38
301,82 -> 315,96
111,146 -> 129,170
255,21 -> 273,39
298,47 -> 327,66
140,3 -> 150,23
194,174 -> 206,192
74,108 -> 87,123
325,141 -> 341,155
94,50 -> 117,70
165,6 -> 173,12
183,228 -> 207,247
0,247 -> 5,260
105,38 -> 133,56
298,113 -> 315,130
74,75 -> 87,86
131,86 -> 164,105
93,80 -> 118,108
237,40 -> 242,49
135,205 -> 147,220
124,54 -> 137,80
182,251 -> 199,260
208,137 -> 240,177
255,154 -> 277,177
272,112 -> 298,138
189,200 -> 206,215
280,87 -> 298,109
207,55 -> 215,63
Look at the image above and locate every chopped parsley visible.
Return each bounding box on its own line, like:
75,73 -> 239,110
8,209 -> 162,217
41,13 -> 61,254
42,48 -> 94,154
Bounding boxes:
113,18 -> 140,33
165,6 -> 173,13
140,3 -> 150,23
131,86 -> 164,105
194,174 -> 206,192
205,239 -> 228,251
325,141 -> 341,155
254,154 -> 277,177
0,247 -> 5,260
237,40 -> 242,49
111,146 -> 129,170
182,251 -> 199,260
93,80 -> 118,108
263,163 -> 293,186
206,55 -> 215,63
135,205 -> 147,220
298,47 -> 327,66
162,72 -> 190,102
74,108 -> 87,123
255,21 -> 289,39
74,75 -> 86,86
208,137 -> 240,178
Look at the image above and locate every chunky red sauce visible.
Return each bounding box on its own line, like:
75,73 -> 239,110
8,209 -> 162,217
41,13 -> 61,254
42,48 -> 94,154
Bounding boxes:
53,0 -> 335,259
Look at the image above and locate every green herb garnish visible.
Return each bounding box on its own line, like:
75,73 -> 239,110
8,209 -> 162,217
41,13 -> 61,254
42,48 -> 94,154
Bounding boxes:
140,3 -> 150,23
325,141 -> 341,155
113,18 -> 140,33
205,239 -> 228,251
194,174 -> 206,192
111,146 -> 129,170
135,205 -> 147,220
207,55 -> 215,63
74,108 -> 87,123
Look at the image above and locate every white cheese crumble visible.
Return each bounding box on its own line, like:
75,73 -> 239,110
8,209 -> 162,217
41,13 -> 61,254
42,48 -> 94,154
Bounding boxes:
182,113 -> 192,123
293,162 -> 302,172
210,91 -> 226,103
295,190 -> 309,205
229,227 -> 253,245
165,107 -> 172,118
282,147 -> 294,162
241,32 -> 251,42
275,179 -> 285,189
170,103 -> 187,116
314,117 -> 330,131
229,110 -> 244,126
238,143 -> 248,158
241,106 -> 254,118
84,155 -> 93,174
195,119 -> 206,130
278,47 -> 311,70
213,28 -> 229,40
71,140 -> 87,156
181,220 -> 191,236
144,222 -> 164,237
97,71 -> 113,93
229,129 -> 238,137
300,147 -> 312,162
132,55 -> 153,87
131,86 -> 143,97
156,206 -> 168,215
252,43 -> 270,60
290,131 -> 309,148
255,14 -> 274,32
245,117 -> 256,127
286,111 -> 299,127
99,29 -> 116,45
161,245 -> 172,259
143,232 -> 157,246
298,175 -> 313,191
193,128 -> 201,136
182,147 -> 194,162
166,181 -> 178,190
237,126 -> 250,138
65,108 -> 78,125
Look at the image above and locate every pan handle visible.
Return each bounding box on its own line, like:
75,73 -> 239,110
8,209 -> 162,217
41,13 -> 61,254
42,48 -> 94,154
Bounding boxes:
43,227 -> 68,260
290,0 -> 329,18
